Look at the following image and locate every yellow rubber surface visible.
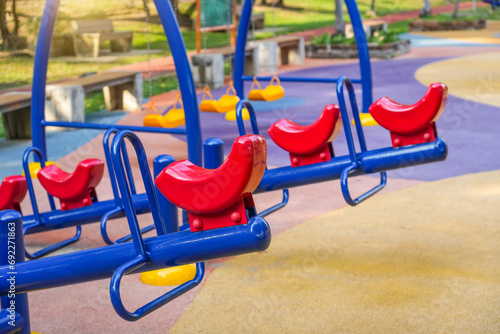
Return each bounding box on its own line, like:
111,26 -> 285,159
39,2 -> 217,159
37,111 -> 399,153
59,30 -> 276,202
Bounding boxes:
415,51 -> 500,108
172,171 -> 500,333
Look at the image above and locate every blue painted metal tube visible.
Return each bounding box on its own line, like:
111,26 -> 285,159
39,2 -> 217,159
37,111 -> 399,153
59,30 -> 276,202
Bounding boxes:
153,155 -> 178,233
21,194 -> 150,234
0,309 -> 24,334
233,0 -> 253,98
203,138 -> 224,169
345,0 -> 373,114
0,216 -> 271,295
42,121 -> 187,135
31,0 -> 60,158
0,211 -> 30,334
255,139 -> 448,192
153,0 -> 202,166
241,76 -> 363,84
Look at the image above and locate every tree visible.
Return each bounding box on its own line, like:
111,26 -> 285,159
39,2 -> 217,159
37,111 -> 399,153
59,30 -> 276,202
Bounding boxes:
334,0 -> 344,36
371,0 -> 375,11
420,0 -> 431,17
452,0 -> 460,18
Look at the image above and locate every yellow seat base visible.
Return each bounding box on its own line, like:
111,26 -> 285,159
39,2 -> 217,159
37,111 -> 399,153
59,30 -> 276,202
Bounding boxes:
200,100 -> 221,113
248,89 -> 266,101
23,161 -> 60,179
225,108 -> 250,121
143,114 -> 163,127
263,85 -> 285,101
217,95 -> 240,113
352,113 -> 379,127
162,108 -> 185,128
140,264 -> 197,286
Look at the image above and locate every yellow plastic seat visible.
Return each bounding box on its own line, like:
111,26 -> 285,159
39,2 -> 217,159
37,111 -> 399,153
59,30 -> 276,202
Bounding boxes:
22,161 -> 60,179
143,94 -> 186,128
199,86 -> 221,113
248,77 -> 266,101
143,100 -> 164,127
217,81 -> 240,113
352,113 -> 379,127
262,74 -> 285,101
140,264 -> 197,286
225,108 -> 250,121
248,74 -> 284,102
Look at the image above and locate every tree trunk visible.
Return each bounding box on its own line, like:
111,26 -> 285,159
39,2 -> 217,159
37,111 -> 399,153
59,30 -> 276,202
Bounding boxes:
12,0 -> 18,35
0,0 -> 10,50
274,0 -> 284,8
334,0 -> 344,36
371,0 -> 375,11
452,0 -> 460,18
420,0 -> 431,17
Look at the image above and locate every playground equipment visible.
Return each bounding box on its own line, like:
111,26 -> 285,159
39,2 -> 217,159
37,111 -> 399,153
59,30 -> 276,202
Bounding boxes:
0,131 -> 272,332
0,176 -> 27,213
248,74 -> 285,102
234,0 -> 376,124
196,0 -> 236,54
199,83 -> 251,121
483,0 -> 500,9
31,0 -> 203,169
19,0 -> 202,253
234,77 -> 448,208
369,83 -> 447,148
268,104 -> 342,167
143,93 -> 186,128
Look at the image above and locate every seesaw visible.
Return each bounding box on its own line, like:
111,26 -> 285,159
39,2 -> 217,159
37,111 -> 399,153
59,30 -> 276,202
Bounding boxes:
0,131 -> 271,332
4,127 -> 194,259
234,76 -> 448,210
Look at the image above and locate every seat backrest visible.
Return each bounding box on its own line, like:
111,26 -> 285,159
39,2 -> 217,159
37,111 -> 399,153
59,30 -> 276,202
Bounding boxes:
71,19 -> 114,34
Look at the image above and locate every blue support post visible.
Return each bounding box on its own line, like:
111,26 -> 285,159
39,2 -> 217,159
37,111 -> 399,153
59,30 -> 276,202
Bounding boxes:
344,0 -> 373,114
0,211 -> 30,334
203,138 -> 224,169
31,0 -> 60,158
153,0 -> 202,166
153,155 -> 179,233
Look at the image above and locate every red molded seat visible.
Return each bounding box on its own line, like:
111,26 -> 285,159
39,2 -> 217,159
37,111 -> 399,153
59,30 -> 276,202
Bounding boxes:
38,159 -> 105,211
156,135 -> 267,232
369,83 -> 448,148
268,104 -> 342,167
0,175 -> 27,214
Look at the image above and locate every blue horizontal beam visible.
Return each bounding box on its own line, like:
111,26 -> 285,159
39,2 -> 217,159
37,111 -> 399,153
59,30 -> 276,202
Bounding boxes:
22,194 -> 150,233
42,121 -> 187,135
241,76 -> 363,84
256,139 -> 448,192
0,216 -> 271,295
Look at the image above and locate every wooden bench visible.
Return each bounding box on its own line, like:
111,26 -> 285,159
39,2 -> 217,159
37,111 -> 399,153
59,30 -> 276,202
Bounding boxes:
191,45 -> 258,89
0,93 -> 32,140
0,71 -> 142,140
71,19 -> 133,58
250,35 -> 305,73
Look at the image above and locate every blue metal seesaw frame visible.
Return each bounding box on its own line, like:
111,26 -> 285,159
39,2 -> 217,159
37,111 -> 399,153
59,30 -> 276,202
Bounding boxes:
0,130 -> 272,332
235,76 -> 448,207
234,0 -> 374,114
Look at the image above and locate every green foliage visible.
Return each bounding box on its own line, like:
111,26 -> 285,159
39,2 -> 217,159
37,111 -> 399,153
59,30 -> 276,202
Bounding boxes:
312,29 -> 399,46
0,115 -> 4,138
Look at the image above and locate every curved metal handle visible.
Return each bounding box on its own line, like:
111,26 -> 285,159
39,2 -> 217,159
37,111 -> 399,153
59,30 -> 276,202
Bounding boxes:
24,224 -> 81,259
340,162 -> 387,206
100,205 -> 156,245
236,100 -> 290,217
110,255 -> 205,321
236,99 -> 260,136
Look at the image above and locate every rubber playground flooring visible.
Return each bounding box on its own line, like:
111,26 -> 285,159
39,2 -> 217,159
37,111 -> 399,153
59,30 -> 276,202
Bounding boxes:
4,35 -> 499,332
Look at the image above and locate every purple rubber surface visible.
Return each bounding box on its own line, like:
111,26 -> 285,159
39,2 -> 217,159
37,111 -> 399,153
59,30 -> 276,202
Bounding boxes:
193,57 -> 500,181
